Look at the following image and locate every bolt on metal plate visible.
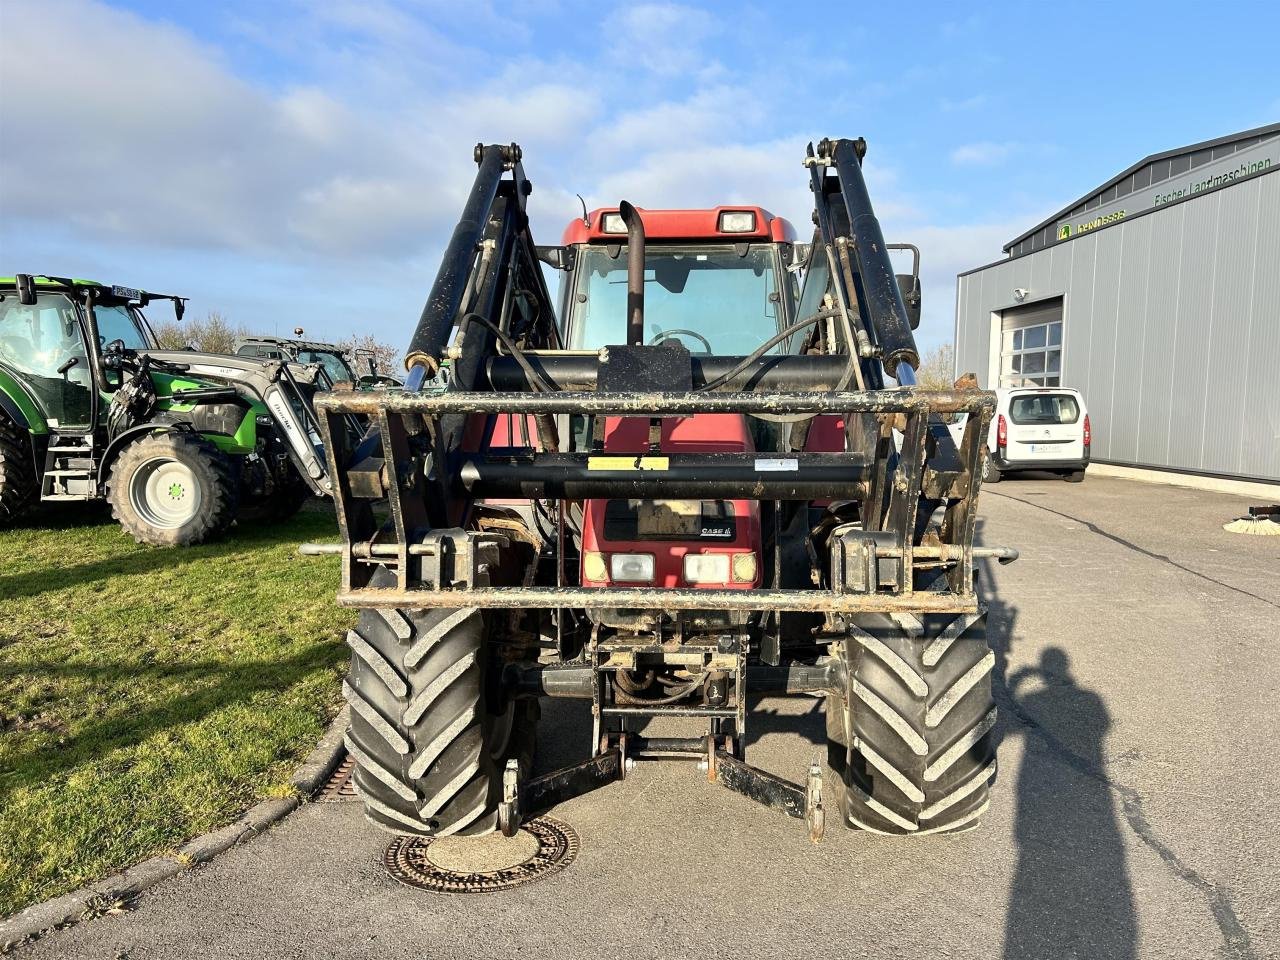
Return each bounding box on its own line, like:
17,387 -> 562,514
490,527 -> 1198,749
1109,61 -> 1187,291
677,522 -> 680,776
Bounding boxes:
383,816 -> 579,893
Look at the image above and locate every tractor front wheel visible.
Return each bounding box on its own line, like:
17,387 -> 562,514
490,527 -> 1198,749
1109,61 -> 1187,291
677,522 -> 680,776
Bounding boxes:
827,608 -> 997,835
107,432 -> 238,546
343,567 -> 537,837
0,415 -> 37,526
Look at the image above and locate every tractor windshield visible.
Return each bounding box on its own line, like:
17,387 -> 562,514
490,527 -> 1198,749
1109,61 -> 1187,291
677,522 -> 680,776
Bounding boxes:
296,349 -> 353,384
92,302 -> 151,351
569,244 -> 782,355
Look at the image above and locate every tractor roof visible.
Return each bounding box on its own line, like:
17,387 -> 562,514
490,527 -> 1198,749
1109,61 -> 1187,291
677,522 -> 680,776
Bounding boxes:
238,336 -> 346,353
0,275 -> 104,288
0,275 -> 183,305
562,206 -> 796,245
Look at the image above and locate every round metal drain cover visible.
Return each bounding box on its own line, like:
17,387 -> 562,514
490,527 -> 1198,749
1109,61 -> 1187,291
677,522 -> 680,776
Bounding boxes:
383,816 -> 578,893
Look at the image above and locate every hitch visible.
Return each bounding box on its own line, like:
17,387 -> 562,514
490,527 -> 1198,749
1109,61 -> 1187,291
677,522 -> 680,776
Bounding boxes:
497,730 -> 826,842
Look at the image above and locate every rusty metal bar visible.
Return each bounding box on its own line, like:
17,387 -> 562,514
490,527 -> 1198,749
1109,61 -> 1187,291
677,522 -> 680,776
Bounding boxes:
714,751 -> 806,820
335,585 -> 979,613
315,388 -> 995,418
304,540 -> 1016,564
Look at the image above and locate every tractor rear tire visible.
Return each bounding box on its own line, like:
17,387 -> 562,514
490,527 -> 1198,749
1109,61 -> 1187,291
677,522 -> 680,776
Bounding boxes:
237,473 -> 311,524
0,416 -> 37,526
827,608 -> 996,835
343,568 -> 537,837
107,432 -> 238,546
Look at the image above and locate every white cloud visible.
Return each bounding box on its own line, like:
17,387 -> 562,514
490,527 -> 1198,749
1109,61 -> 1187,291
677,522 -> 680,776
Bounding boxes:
0,0 -> 601,260
605,3 -> 719,77
0,0 -> 1045,354
949,141 -> 1020,166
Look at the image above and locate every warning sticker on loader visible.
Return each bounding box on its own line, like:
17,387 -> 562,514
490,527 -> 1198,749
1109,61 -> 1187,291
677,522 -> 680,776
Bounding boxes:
754,458 -> 799,471
587,456 -> 670,471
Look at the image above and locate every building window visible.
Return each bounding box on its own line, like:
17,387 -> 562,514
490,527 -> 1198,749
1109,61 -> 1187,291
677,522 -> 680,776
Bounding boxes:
1000,320 -> 1062,388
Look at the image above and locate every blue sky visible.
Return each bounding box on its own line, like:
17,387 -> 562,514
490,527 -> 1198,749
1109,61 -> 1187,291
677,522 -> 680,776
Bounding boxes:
2,0 -> 1277,355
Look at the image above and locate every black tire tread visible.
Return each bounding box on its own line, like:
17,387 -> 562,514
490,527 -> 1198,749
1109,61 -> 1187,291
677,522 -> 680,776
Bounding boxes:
830,607 -> 996,835
344,569 -> 535,838
0,416 -> 37,526
237,472 -> 311,523
106,431 -> 238,546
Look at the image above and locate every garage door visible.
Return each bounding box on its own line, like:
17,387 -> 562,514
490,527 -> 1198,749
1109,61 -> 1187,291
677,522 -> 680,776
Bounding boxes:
999,297 -> 1063,388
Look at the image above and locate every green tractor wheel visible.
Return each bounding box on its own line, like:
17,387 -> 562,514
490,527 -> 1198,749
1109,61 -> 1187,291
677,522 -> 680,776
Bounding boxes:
0,415 -> 37,526
107,432 -> 238,547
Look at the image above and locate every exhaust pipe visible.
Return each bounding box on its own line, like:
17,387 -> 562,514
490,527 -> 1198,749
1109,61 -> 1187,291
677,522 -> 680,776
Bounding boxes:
618,201 -> 645,346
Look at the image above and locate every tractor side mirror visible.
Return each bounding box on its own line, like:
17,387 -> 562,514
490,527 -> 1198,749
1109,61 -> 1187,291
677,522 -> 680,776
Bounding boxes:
174,300 -> 186,322
896,274 -> 922,330
16,274 -> 37,305
791,242 -> 812,267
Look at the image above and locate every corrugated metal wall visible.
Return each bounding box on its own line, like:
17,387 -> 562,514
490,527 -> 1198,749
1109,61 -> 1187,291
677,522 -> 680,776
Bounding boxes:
954,170 -> 1279,482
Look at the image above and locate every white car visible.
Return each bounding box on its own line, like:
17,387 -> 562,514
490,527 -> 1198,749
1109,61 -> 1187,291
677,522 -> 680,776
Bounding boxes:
949,387 -> 1091,483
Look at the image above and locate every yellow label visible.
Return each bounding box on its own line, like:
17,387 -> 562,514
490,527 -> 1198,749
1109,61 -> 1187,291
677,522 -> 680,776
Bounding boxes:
586,456 -> 670,471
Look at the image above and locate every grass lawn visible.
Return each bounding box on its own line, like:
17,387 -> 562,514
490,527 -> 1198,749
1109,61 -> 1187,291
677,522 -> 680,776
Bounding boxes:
0,504 -> 354,916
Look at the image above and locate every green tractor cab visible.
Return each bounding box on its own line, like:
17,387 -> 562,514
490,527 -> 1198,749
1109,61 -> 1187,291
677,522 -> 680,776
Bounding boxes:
0,274 -> 334,546
236,333 -> 402,389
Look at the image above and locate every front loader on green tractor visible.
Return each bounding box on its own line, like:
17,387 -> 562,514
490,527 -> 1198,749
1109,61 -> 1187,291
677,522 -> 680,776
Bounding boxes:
0,275 -> 335,546
306,137 -> 1016,841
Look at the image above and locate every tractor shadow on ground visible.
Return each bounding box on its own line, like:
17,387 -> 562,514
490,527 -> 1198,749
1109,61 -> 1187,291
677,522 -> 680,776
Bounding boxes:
0,644 -> 342,801
979,516 -> 1137,960
0,508 -> 336,602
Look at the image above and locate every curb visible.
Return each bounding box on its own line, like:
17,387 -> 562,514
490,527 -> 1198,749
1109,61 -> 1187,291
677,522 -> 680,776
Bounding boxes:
0,707 -> 350,953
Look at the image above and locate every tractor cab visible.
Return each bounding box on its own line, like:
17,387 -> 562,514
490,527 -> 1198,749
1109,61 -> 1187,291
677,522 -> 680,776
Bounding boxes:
236,335 -> 356,386
544,207 -> 800,602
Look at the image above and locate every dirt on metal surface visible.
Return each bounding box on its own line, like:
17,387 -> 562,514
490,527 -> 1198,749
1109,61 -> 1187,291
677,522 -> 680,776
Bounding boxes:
382,816 -> 578,894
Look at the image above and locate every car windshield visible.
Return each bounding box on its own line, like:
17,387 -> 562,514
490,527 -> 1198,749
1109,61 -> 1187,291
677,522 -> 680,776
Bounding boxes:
93,303 -> 150,350
1009,393 -> 1080,424
296,349 -> 353,383
569,244 -> 781,354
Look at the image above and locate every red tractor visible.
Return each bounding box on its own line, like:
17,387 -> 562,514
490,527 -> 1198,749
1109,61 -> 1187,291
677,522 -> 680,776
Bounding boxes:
308,138 -> 1012,842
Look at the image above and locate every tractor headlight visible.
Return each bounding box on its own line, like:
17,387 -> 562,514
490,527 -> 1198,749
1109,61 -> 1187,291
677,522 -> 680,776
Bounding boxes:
583,551 -> 608,583
609,553 -> 655,583
718,210 -> 757,233
601,212 -> 626,234
683,553 -> 730,585
731,553 -> 757,583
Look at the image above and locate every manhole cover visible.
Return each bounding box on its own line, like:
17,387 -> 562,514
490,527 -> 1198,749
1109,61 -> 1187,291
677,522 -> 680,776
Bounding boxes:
383,816 -> 579,893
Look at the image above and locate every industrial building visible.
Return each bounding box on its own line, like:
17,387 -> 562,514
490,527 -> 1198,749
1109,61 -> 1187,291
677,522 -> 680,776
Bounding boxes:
954,122 -> 1279,484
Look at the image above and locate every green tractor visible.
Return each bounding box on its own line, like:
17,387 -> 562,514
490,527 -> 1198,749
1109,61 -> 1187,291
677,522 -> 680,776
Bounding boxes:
236,332 -> 403,388
0,274 -> 334,546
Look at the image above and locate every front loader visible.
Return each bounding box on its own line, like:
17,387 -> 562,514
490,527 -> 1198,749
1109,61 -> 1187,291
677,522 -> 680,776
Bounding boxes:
307,137 -> 1015,840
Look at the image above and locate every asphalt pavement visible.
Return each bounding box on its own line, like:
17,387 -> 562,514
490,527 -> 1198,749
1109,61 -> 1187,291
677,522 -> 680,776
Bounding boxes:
17,475 -> 1279,960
